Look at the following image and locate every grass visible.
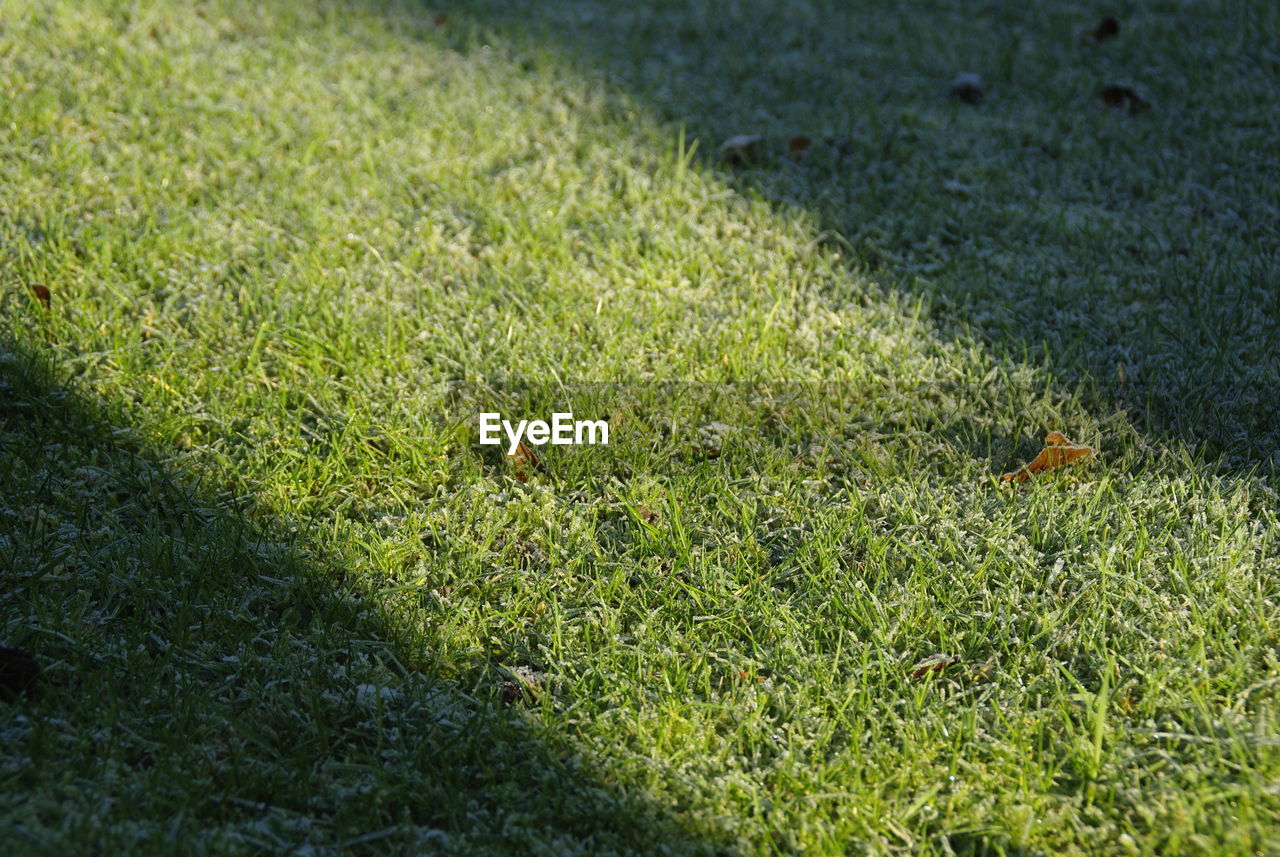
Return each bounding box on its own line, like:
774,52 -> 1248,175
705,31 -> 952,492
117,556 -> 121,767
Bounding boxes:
2,0 -> 1278,854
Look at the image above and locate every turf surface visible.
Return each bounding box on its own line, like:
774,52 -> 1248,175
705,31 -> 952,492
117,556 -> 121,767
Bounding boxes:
2,1 -> 1278,854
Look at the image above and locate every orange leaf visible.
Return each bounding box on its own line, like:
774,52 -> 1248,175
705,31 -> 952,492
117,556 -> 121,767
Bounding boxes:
29,283 -> 51,309
1000,432 -> 1095,483
509,441 -> 538,482
910,654 -> 959,679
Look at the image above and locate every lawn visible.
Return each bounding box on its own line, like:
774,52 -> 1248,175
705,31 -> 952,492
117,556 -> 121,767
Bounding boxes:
2,1 -> 1278,854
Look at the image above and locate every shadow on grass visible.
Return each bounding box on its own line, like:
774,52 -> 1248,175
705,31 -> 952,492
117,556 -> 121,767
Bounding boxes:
0,347 -> 729,855
425,0 -> 1279,473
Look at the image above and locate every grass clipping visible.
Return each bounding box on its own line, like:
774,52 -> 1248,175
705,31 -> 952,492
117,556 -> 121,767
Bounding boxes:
1001,431 -> 1095,484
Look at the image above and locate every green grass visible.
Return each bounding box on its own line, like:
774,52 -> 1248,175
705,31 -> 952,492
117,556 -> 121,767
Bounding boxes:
2,0 -> 1278,854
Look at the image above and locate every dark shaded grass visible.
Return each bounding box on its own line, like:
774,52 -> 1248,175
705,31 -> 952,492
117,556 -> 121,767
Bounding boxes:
0,347 -> 725,856
425,0 -> 1280,473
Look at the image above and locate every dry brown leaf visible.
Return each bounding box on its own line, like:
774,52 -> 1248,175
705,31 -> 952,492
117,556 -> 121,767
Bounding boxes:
787,135 -> 813,160
29,283 -> 51,309
636,505 -> 661,524
509,441 -> 538,482
1086,16 -> 1120,42
1100,84 -> 1151,114
1000,431 -> 1095,483
910,654 -> 959,679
